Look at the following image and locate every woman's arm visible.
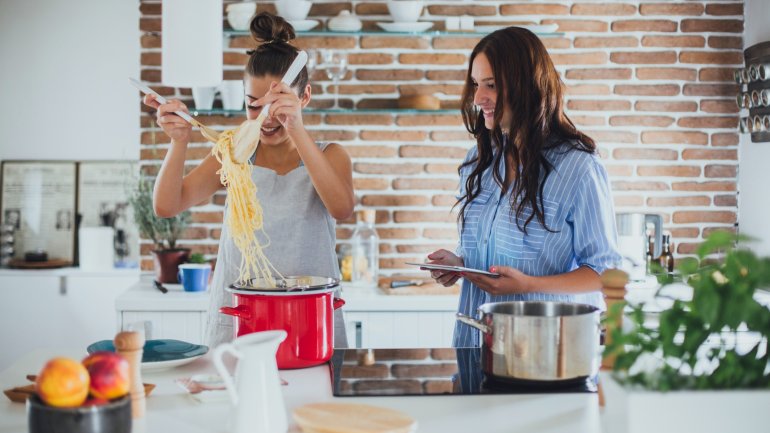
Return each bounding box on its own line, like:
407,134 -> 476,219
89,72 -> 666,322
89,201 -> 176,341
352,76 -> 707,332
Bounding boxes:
144,95 -> 223,217
258,81 -> 354,220
459,265 -> 601,296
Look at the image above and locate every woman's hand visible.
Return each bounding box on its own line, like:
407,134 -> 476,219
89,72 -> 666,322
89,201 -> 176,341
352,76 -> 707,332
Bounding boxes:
255,81 -> 305,133
143,94 -> 192,143
460,266 -> 531,296
425,249 -> 464,287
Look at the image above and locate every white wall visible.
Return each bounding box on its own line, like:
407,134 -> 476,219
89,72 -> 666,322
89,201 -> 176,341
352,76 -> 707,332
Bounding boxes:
740,0 -> 770,256
0,0 -> 140,161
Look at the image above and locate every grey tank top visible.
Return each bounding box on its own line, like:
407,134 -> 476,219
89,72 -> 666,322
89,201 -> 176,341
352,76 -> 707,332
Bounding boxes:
206,142 -> 340,347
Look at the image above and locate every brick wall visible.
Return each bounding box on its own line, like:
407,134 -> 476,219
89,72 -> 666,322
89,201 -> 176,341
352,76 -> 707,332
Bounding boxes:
138,1 -> 743,275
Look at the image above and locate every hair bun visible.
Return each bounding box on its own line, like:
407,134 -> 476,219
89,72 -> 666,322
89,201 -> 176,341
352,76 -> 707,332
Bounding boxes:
250,12 -> 296,44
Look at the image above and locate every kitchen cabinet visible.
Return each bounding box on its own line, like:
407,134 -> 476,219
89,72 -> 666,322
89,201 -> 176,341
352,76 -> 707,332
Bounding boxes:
0,269 -> 139,370
115,279 -> 209,345
116,279 -> 459,349
344,311 -> 456,348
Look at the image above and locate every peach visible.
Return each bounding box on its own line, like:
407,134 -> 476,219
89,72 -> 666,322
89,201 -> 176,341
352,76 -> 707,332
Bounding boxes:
82,352 -> 130,400
35,357 -> 90,408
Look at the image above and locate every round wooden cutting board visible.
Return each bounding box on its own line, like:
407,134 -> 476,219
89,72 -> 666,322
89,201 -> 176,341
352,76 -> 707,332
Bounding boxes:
293,402 -> 417,433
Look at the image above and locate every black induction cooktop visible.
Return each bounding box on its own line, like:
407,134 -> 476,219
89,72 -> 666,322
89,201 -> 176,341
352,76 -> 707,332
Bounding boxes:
329,347 -> 597,397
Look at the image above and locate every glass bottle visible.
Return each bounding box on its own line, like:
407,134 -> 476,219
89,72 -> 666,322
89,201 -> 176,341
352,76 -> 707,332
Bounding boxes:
658,234 -> 674,273
351,209 -> 379,287
645,233 -> 655,275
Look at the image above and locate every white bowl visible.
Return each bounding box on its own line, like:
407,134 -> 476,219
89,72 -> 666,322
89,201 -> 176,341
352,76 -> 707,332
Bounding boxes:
275,0 -> 312,22
227,11 -> 253,31
226,1 -> 257,13
386,0 -> 423,23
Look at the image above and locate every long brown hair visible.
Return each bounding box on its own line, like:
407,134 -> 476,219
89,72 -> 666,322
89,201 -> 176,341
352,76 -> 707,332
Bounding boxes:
245,12 -> 309,95
457,27 -> 596,233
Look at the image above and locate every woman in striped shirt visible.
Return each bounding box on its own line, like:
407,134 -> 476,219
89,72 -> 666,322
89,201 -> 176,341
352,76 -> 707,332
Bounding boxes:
427,27 -> 621,348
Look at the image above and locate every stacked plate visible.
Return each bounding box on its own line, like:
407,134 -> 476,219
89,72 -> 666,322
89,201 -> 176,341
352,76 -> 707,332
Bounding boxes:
87,339 -> 208,371
377,21 -> 433,32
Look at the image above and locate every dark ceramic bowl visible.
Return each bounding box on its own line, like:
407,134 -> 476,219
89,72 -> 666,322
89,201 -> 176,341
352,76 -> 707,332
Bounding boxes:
27,395 -> 131,433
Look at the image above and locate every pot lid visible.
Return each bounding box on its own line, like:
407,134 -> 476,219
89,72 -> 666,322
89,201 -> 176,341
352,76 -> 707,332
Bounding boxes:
227,275 -> 340,295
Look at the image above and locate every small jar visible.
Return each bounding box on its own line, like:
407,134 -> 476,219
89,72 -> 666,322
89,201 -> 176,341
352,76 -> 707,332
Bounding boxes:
350,209 -> 379,287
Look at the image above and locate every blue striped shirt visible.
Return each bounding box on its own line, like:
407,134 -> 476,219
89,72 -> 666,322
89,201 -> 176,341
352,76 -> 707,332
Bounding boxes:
453,140 -> 621,348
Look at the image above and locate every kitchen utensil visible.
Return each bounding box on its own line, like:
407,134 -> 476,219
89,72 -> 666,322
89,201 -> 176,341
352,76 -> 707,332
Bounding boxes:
233,50 -> 309,163
294,402 -> 417,433
153,280 -> 168,294
220,276 -> 344,369
456,301 -> 601,383
114,331 -> 145,419
390,279 -> 424,288
213,330 -> 287,433
406,262 -> 501,278
128,78 -> 221,143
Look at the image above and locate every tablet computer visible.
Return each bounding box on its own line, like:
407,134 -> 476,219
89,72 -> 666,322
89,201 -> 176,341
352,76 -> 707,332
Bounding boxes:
406,262 -> 501,278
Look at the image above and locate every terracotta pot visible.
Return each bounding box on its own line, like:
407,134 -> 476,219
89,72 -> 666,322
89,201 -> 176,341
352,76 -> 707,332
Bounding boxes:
152,249 -> 190,283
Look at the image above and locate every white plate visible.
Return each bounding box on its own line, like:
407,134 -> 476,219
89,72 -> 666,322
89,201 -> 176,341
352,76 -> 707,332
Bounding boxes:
141,354 -> 205,371
377,21 -> 434,33
474,23 -> 559,34
406,262 -> 501,278
289,19 -> 319,32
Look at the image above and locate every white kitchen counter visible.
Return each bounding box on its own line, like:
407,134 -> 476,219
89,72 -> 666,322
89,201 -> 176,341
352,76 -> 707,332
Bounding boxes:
0,348 -> 604,433
115,276 -> 459,313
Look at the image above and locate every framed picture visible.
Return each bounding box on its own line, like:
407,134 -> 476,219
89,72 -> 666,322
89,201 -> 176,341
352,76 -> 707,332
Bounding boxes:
77,161 -> 139,268
0,161 -> 77,263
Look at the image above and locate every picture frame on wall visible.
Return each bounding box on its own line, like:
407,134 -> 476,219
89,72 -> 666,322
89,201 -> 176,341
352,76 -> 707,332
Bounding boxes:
0,161 -> 77,267
77,161 -> 140,268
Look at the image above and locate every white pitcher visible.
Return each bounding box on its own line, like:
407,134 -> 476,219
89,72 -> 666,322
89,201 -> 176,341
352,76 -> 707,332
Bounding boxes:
213,330 -> 288,433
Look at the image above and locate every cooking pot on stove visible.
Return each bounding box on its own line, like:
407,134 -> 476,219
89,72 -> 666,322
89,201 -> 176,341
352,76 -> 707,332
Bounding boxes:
220,276 -> 345,369
456,301 -> 601,384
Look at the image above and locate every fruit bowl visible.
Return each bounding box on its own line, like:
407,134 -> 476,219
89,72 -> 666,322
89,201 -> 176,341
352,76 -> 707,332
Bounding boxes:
27,394 -> 131,433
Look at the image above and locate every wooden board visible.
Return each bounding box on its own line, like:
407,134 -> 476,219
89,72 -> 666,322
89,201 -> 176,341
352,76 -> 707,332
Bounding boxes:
8,258 -> 72,269
377,277 -> 459,296
293,402 -> 417,433
378,283 -> 460,296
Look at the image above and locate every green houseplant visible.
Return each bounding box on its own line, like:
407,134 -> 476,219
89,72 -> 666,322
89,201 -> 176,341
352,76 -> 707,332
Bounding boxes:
128,177 -> 191,283
602,230 -> 770,432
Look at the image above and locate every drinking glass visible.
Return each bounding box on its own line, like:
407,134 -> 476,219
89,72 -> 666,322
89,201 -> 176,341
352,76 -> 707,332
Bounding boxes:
305,49 -> 319,77
322,49 -> 348,109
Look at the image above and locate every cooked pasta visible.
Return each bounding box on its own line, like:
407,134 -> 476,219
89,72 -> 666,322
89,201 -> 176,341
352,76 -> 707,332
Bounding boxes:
211,122 -> 283,286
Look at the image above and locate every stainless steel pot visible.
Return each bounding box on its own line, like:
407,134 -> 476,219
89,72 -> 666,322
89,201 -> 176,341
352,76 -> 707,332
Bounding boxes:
456,301 -> 601,383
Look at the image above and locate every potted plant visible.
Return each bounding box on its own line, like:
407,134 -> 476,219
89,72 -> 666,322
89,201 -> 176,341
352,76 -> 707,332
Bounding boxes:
602,231 -> 770,433
128,177 -> 191,283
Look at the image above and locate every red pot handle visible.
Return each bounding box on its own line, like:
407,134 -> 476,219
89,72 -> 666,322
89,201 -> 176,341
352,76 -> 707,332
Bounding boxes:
333,297 -> 345,310
220,305 -> 252,320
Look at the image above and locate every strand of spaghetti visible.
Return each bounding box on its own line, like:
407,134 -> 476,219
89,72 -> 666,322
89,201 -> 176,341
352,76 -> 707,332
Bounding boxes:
211,127 -> 284,286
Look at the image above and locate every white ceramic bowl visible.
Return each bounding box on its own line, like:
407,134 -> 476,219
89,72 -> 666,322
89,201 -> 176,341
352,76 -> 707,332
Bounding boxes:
226,2 -> 256,30
386,0 -> 423,23
275,0 -> 312,21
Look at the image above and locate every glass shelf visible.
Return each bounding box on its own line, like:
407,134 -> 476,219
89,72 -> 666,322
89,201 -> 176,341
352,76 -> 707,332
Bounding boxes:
224,28 -> 563,38
191,108 -> 461,116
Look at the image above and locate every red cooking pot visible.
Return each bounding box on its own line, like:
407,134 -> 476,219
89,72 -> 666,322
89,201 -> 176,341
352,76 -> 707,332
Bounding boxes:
220,276 -> 344,369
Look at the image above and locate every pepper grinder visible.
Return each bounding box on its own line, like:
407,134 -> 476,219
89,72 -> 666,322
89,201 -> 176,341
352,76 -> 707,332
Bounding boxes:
115,331 -> 145,419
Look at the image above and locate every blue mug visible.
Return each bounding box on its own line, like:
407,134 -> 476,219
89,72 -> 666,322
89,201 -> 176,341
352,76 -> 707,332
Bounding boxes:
177,264 -> 211,292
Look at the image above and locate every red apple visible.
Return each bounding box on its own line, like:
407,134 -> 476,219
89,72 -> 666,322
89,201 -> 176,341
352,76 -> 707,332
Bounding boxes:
82,352 -> 130,400
36,357 -> 90,408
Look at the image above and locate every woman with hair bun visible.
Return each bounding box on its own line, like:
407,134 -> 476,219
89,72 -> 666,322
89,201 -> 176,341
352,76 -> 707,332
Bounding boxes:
143,12 -> 354,347
426,27 -> 621,348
